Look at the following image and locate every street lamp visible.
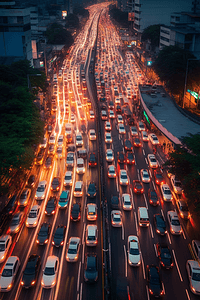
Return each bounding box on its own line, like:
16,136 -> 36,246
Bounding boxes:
183,58 -> 198,109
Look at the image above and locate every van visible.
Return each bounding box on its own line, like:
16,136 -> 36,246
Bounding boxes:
74,181 -> 83,197
86,225 -> 98,246
138,207 -> 149,227
76,158 -> 85,174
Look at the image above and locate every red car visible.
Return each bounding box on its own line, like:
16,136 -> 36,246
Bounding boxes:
133,138 -> 141,147
133,180 -> 144,194
154,170 -> 165,185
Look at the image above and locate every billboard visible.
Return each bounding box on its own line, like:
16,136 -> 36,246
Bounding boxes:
128,12 -> 135,21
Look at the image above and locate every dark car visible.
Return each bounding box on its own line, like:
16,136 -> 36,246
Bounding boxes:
117,152 -> 126,164
21,254 -> 41,288
8,211 -> 23,234
128,118 -> 135,126
45,197 -> 57,215
133,138 -> 141,147
148,189 -> 159,206
124,139 -> 133,151
48,144 -> 55,155
36,222 -> 51,245
52,225 -> 66,247
111,195 -> 119,209
89,152 -> 97,167
84,254 -> 98,283
87,182 -> 97,198
126,152 -> 134,165
5,194 -> 17,215
108,101 -> 114,109
154,170 -> 165,185
156,243 -> 173,269
27,175 -> 35,188
35,148 -> 45,165
71,203 -> 81,221
51,177 -> 61,192
67,144 -> 76,152
116,105 -> 122,114
146,265 -> 164,297
44,156 -> 53,169
154,214 -> 167,235
133,180 -> 144,194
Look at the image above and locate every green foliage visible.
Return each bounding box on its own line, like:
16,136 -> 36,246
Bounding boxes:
46,23 -> 74,46
166,134 -> 200,211
65,14 -> 80,29
109,5 -> 129,27
141,25 -> 161,49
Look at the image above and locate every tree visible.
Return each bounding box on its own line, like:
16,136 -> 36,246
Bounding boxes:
141,25 -> 161,50
166,134 -> 200,212
45,23 -> 74,46
65,14 -> 80,29
153,46 -> 200,96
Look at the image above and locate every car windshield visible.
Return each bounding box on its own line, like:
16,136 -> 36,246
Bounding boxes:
68,248 -> 77,254
171,219 -> 180,226
121,175 -> 127,179
20,194 -> 26,199
29,212 -> 37,218
11,218 -> 19,225
37,187 -> 44,192
130,248 -> 139,255
2,268 -> 12,277
143,173 -> 149,178
88,236 -> 95,241
192,272 -> 200,281
65,176 -> 71,180
39,229 -> 48,236
165,190 -> 171,195
0,244 -> 5,251
44,267 -> 55,276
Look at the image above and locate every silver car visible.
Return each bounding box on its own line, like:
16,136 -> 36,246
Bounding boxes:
35,181 -> 47,200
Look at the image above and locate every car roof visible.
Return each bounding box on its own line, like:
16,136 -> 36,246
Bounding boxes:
5,256 -> 18,267
46,255 -> 58,266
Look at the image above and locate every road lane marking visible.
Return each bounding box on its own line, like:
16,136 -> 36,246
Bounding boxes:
146,285 -> 150,300
123,245 -> 128,277
167,232 -> 172,244
134,212 -> 139,236
80,283 -> 83,300
143,149 -> 145,156
109,242 -> 112,273
82,242 -> 85,264
141,252 -> 146,280
77,261 -> 81,292
172,249 -> 183,282
149,223 -> 154,239
122,223 -> 125,240
154,244 -> 158,256
145,157 -> 148,165
130,188 -> 134,209
161,209 -> 165,220
143,193 -> 148,208
185,289 -> 190,300
152,181 -> 156,190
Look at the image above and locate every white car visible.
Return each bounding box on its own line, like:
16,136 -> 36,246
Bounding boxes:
56,146 -> 63,159
170,175 -> 183,194
76,133 -> 83,146
138,121 -> 145,131
147,154 -> 158,168
105,121 -> 112,131
89,129 -> 96,141
108,165 -> 116,178
167,211 -> 182,235
76,158 -> 85,174
26,205 -> 40,227
86,204 -> 97,221
35,181 -> 47,200
71,114 -> 76,123
186,260 -> 200,295
0,235 -> 12,263
0,256 -> 20,292
64,171 -> 73,186
141,131 -> 149,142
58,135 -> 64,146
89,110 -> 95,119
118,124 -> 126,134
66,237 -> 81,262
41,256 -> 59,288
122,194 -> 132,210
130,126 -> 138,137
105,132 -> 112,144
119,170 -> 129,186
117,115 -> 123,124
149,133 -> 159,145
127,236 -> 141,266
106,149 -> 114,162
161,183 -> 173,202
109,110 -> 115,119
111,210 -> 122,227
140,169 -> 150,183
65,123 -> 72,135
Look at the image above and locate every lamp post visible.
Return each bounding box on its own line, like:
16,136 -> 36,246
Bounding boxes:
183,58 -> 198,109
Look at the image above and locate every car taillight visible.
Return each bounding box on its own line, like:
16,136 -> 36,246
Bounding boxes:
150,200 -> 153,204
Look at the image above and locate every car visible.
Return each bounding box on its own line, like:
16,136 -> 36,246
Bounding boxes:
0,235 -> 12,263
87,182 -> 97,198
186,260 -> 200,295
26,205 -> 40,227
36,222 -> 51,245
89,152 -> 97,167
192,240 -> 200,260
0,256 -> 20,292
146,265 -> 164,297
66,152 -> 75,167
71,114 -> 75,123
77,148 -> 87,160
66,237 -> 80,262
86,225 -> 98,246
52,225 -> 66,247
105,132 -> 112,144
48,144 -> 55,155
35,181 -> 47,200
111,195 -> 119,209
58,191 -> 70,209
49,134 -> 56,144
138,122 -> 145,131
118,124 -> 126,134
109,110 -> 115,119
177,200 -> 190,219
105,121 -> 112,131
89,129 -> 96,141
84,254 -> 98,283
58,135 -> 64,146
108,101 -> 114,109
51,177 -> 61,192
117,151 -> 126,164
167,211 -> 182,235
156,243 -> 173,269
127,236 -> 141,266
147,154 -> 158,168
148,189 -> 159,206
128,118 -> 135,126
106,149 -> 114,162
41,256 -> 59,288
119,170 -> 129,186
122,194 -> 132,210
154,170 -> 165,185
154,214 -> 167,235
64,171 -> 73,186
124,139 -> 132,151
117,115 -> 123,124
8,212 -> 23,234
101,110 -> 108,120
27,175 -> 35,188
170,175 -> 183,194
56,146 -> 63,159
116,105 -> 122,114
40,138 -> 47,148
44,156 -> 53,168
130,126 -> 138,137
21,254 -> 41,288
89,110 -> 95,119
76,133 -> 83,147
133,137 -> 141,147
45,197 -> 57,216
126,152 -> 135,165
111,210 -> 122,227
149,133 -> 159,145
140,169 -> 150,183
141,131 -> 149,141
161,183 -> 173,202
133,180 -> 144,194
18,188 -> 31,206
86,203 -> 97,221
108,165 -> 116,178
71,203 -> 81,221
